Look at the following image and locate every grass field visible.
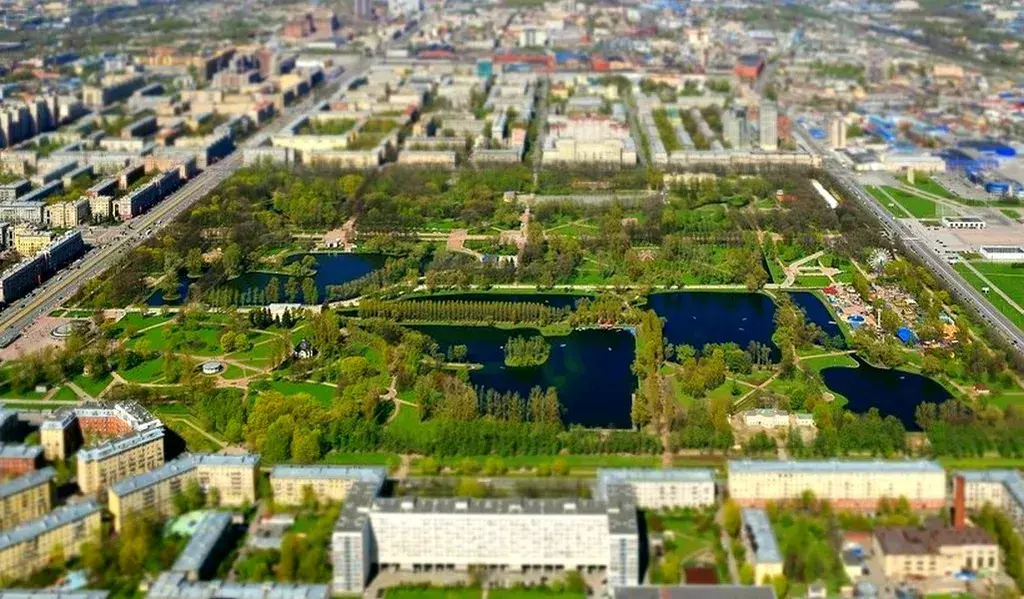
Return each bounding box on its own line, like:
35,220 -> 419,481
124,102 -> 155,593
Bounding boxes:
52,386 -> 78,402
799,353 -> 858,373
120,357 -> 167,384
903,175 -> 955,200
793,275 -> 832,288
385,587 -> 481,599
72,373 -> 113,397
388,403 -> 422,434
319,451 -> 400,467
971,262 -> 1024,304
881,186 -> 938,218
260,379 -> 336,404
1001,208 -> 1021,220
938,457 -> 1024,469
164,418 -> 222,452
954,264 -> 1024,331
490,588 -> 586,599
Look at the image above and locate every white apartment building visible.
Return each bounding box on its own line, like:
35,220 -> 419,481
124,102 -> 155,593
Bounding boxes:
959,470 -> 1024,534
543,115 -> 637,166
595,468 -> 716,510
727,460 -> 947,510
331,481 -> 640,594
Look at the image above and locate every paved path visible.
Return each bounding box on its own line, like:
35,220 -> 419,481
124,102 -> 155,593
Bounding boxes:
781,250 -> 824,287
166,417 -> 227,448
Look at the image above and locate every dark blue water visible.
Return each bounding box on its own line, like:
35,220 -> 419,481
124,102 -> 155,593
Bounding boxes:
647,292 -> 780,359
403,293 -> 588,309
820,356 -> 952,430
789,291 -> 845,348
149,253 -> 384,306
148,274 -> 191,307
412,325 -> 636,428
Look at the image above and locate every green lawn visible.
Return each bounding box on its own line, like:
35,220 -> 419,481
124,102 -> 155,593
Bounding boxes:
53,386 -> 79,402
954,264 -> 1024,331
226,336 -> 277,368
385,587 -> 481,599
1000,208 -> 1021,220
120,357 -> 167,384
72,373 -> 113,397
490,589 -> 586,599
971,262 -> 1024,304
164,418 -> 221,452
938,457 -> 1024,469
800,353 -> 858,373
388,403 -> 421,434
220,364 -> 248,380
118,312 -> 173,331
793,275 -> 832,288
903,175 -> 955,200
260,380 -> 336,404
881,186 -> 938,218
319,452 -> 400,467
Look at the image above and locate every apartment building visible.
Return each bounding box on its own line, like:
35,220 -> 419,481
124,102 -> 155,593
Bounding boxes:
0,443 -> 43,476
727,460 -> 947,510
741,508 -> 784,584
76,427 -> 165,495
0,467 -> 55,530
959,470 -> 1024,534
0,500 -> 103,580
331,480 -> 640,594
148,571 -> 329,599
594,468 -> 716,510
170,511 -> 234,582
41,401 -> 161,460
270,465 -> 387,505
873,524 -> 999,579
108,453 -> 259,531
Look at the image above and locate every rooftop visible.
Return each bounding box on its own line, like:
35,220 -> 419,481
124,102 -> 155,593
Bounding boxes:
171,511 -> 233,575
269,465 -> 386,483
0,466 -> 55,500
875,525 -> 996,555
613,587 -> 776,599
742,508 -> 782,565
0,443 -> 44,460
148,571 -> 329,599
76,427 -> 164,463
109,453 -> 259,497
0,500 -> 101,552
729,459 -> 943,474
960,470 -> 1024,512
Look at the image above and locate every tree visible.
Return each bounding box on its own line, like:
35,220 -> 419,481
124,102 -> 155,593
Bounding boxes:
301,278 -> 319,304
879,307 -> 900,336
739,562 -> 755,585
262,415 -> 295,462
292,428 -> 322,463
852,270 -> 871,302
185,248 -> 204,278
455,477 -> 487,497
223,243 -> 244,278
723,499 -> 742,538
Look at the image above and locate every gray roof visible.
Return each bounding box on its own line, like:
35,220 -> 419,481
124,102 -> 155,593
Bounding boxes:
613,586 -> 775,599
76,427 -> 164,463
269,465 -> 386,483
0,500 -> 101,552
742,508 -> 782,565
595,468 -> 715,499
147,571 -> 329,599
960,470 -> 1024,512
0,443 -> 43,460
109,453 -> 259,497
0,592 -> 110,599
171,511 -> 233,575
371,496 -> 617,516
0,466 -> 54,500
332,480 -> 381,534
729,459 -> 943,474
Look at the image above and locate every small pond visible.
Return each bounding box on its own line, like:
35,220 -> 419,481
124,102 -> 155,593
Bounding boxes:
647,292 -> 780,359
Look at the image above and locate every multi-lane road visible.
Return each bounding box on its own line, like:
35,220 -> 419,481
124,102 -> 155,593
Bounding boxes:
791,127 -> 1024,354
0,50 -> 391,346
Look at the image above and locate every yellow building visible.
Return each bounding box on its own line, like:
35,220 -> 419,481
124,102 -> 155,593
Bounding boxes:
874,525 -> 1000,580
741,508 -> 784,584
269,465 -> 386,505
727,460 -> 947,511
76,428 -> 165,496
108,453 -> 259,531
0,467 -> 55,531
0,500 -> 103,581
13,226 -> 53,256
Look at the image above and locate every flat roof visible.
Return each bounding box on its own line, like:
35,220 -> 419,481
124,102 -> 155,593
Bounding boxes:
171,511 -> 233,574
613,587 -> 776,599
729,459 -> 943,474
960,470 -> 1024,512
0,466 -> 54,500
0,500 -> 101,552
147,571 -> 329,599
269,465 -> 386,483
109,453 -> 258,497
742,508 -> 782,565
76,427 -> 164,463
0,443 -> 43,460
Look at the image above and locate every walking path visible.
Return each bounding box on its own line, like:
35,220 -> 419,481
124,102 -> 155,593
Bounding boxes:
166,417 -> 227,448
961,260 -> 1024,317
780,251 -> 825,287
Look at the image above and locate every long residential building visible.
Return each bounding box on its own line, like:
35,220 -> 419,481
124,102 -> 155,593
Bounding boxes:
0,500 -> 103,580
148,571 -> 329,599
331,480 -> 640,594
107,453 -> 259,531
959,470 -> 1024,534
0,467 -> 55,531
594,468 -> 716,510
741,508 -> 784,584
270,465 -> 387,505
727,460 -> 947,509
0,443 -> 43,476
41,401 -> 161,460
76,426 -> 165,495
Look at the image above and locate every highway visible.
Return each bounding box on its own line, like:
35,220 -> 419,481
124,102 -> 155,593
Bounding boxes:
792,127 -> 1024,355
0,44 -> 398,346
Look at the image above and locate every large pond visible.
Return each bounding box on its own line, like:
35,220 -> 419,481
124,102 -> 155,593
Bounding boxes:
647,292 -> 780,359
413,325 -> 636,429
403,293 -> 588,309
820,356 -> 952,430
148,253 -> 385,306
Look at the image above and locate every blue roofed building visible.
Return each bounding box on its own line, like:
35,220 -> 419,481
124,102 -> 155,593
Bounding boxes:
741,508 -> 783,583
